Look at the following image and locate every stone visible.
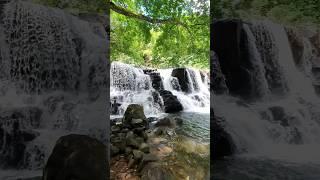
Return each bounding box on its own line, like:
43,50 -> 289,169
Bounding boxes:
128,155 -> 135,168
158,90 -> 183,113
111,145 -> 120,156
111,125 -> 121,133
43,134 -> 107,180
123,104 -> 147,126
139,143 -> 150,153
125,147 -> 133,156
154,127 -> 166,136
171,68 -> 191,93
126,136 -> 144,149
131,118 -> 145,128
133,150 -> 144,161
154,117 -> 176,128
141,153 -> 159,163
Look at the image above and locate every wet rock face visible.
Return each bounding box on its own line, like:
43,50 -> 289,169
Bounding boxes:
212,115 -> 235,159
171,68 -> 191,93
0,107 -> 42,168
144,69 -> 164,91
211,51 -> 228,94
158,90 -> 183,113
43,134 -> 107,180
211,19 -> 252,98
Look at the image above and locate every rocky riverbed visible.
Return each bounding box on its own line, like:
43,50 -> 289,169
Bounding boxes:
110,104 -> 210,180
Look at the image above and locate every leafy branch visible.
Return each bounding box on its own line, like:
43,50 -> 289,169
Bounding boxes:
109,1 -> 191,33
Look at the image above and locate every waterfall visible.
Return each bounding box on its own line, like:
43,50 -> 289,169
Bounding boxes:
0,0 -> 108,174
159,68 -> 210,113
110,62 -> 210,117
213,20 -> 320,163
110,62 -> 162,116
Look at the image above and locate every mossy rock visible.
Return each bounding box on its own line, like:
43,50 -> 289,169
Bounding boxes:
123,104 -> 147,126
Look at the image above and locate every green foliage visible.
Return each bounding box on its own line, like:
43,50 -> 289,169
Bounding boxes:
213,0 -> 320,26
111,0 -> 210,69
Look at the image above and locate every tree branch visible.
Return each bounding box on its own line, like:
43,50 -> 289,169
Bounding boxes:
109,1 -> 189,30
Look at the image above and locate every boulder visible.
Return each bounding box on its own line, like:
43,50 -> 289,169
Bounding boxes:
111,144 -> 120,156
123,104 -> 147,127
126,133 -> 144,149
133,150 -> 144,161
125,147 -> 133,156
139,143 -> 150,153
158,90 -> 183,113
43,134 -> 107,180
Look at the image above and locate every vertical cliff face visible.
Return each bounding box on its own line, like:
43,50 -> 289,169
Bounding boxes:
0,0 -> 108,172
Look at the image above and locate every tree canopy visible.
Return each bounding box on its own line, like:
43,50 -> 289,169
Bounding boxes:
110,0 -> 209,69
213,0 -> 320,27
34,0 -> 210,69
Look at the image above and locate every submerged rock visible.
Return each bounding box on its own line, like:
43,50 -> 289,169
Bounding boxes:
43,134 -> 107,180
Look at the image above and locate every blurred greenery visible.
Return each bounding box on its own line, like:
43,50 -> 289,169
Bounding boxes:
34,0 -> 210,69
212,0 -> 320,27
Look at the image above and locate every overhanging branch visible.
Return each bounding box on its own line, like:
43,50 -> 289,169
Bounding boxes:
109,1 -> 190,31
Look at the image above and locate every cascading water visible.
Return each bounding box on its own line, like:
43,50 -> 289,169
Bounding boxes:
159,68 -> 210,113
213,19 -> 320,179
110,62 -> 163,116
0,1 -> 108,178
110,62 -> 210,117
